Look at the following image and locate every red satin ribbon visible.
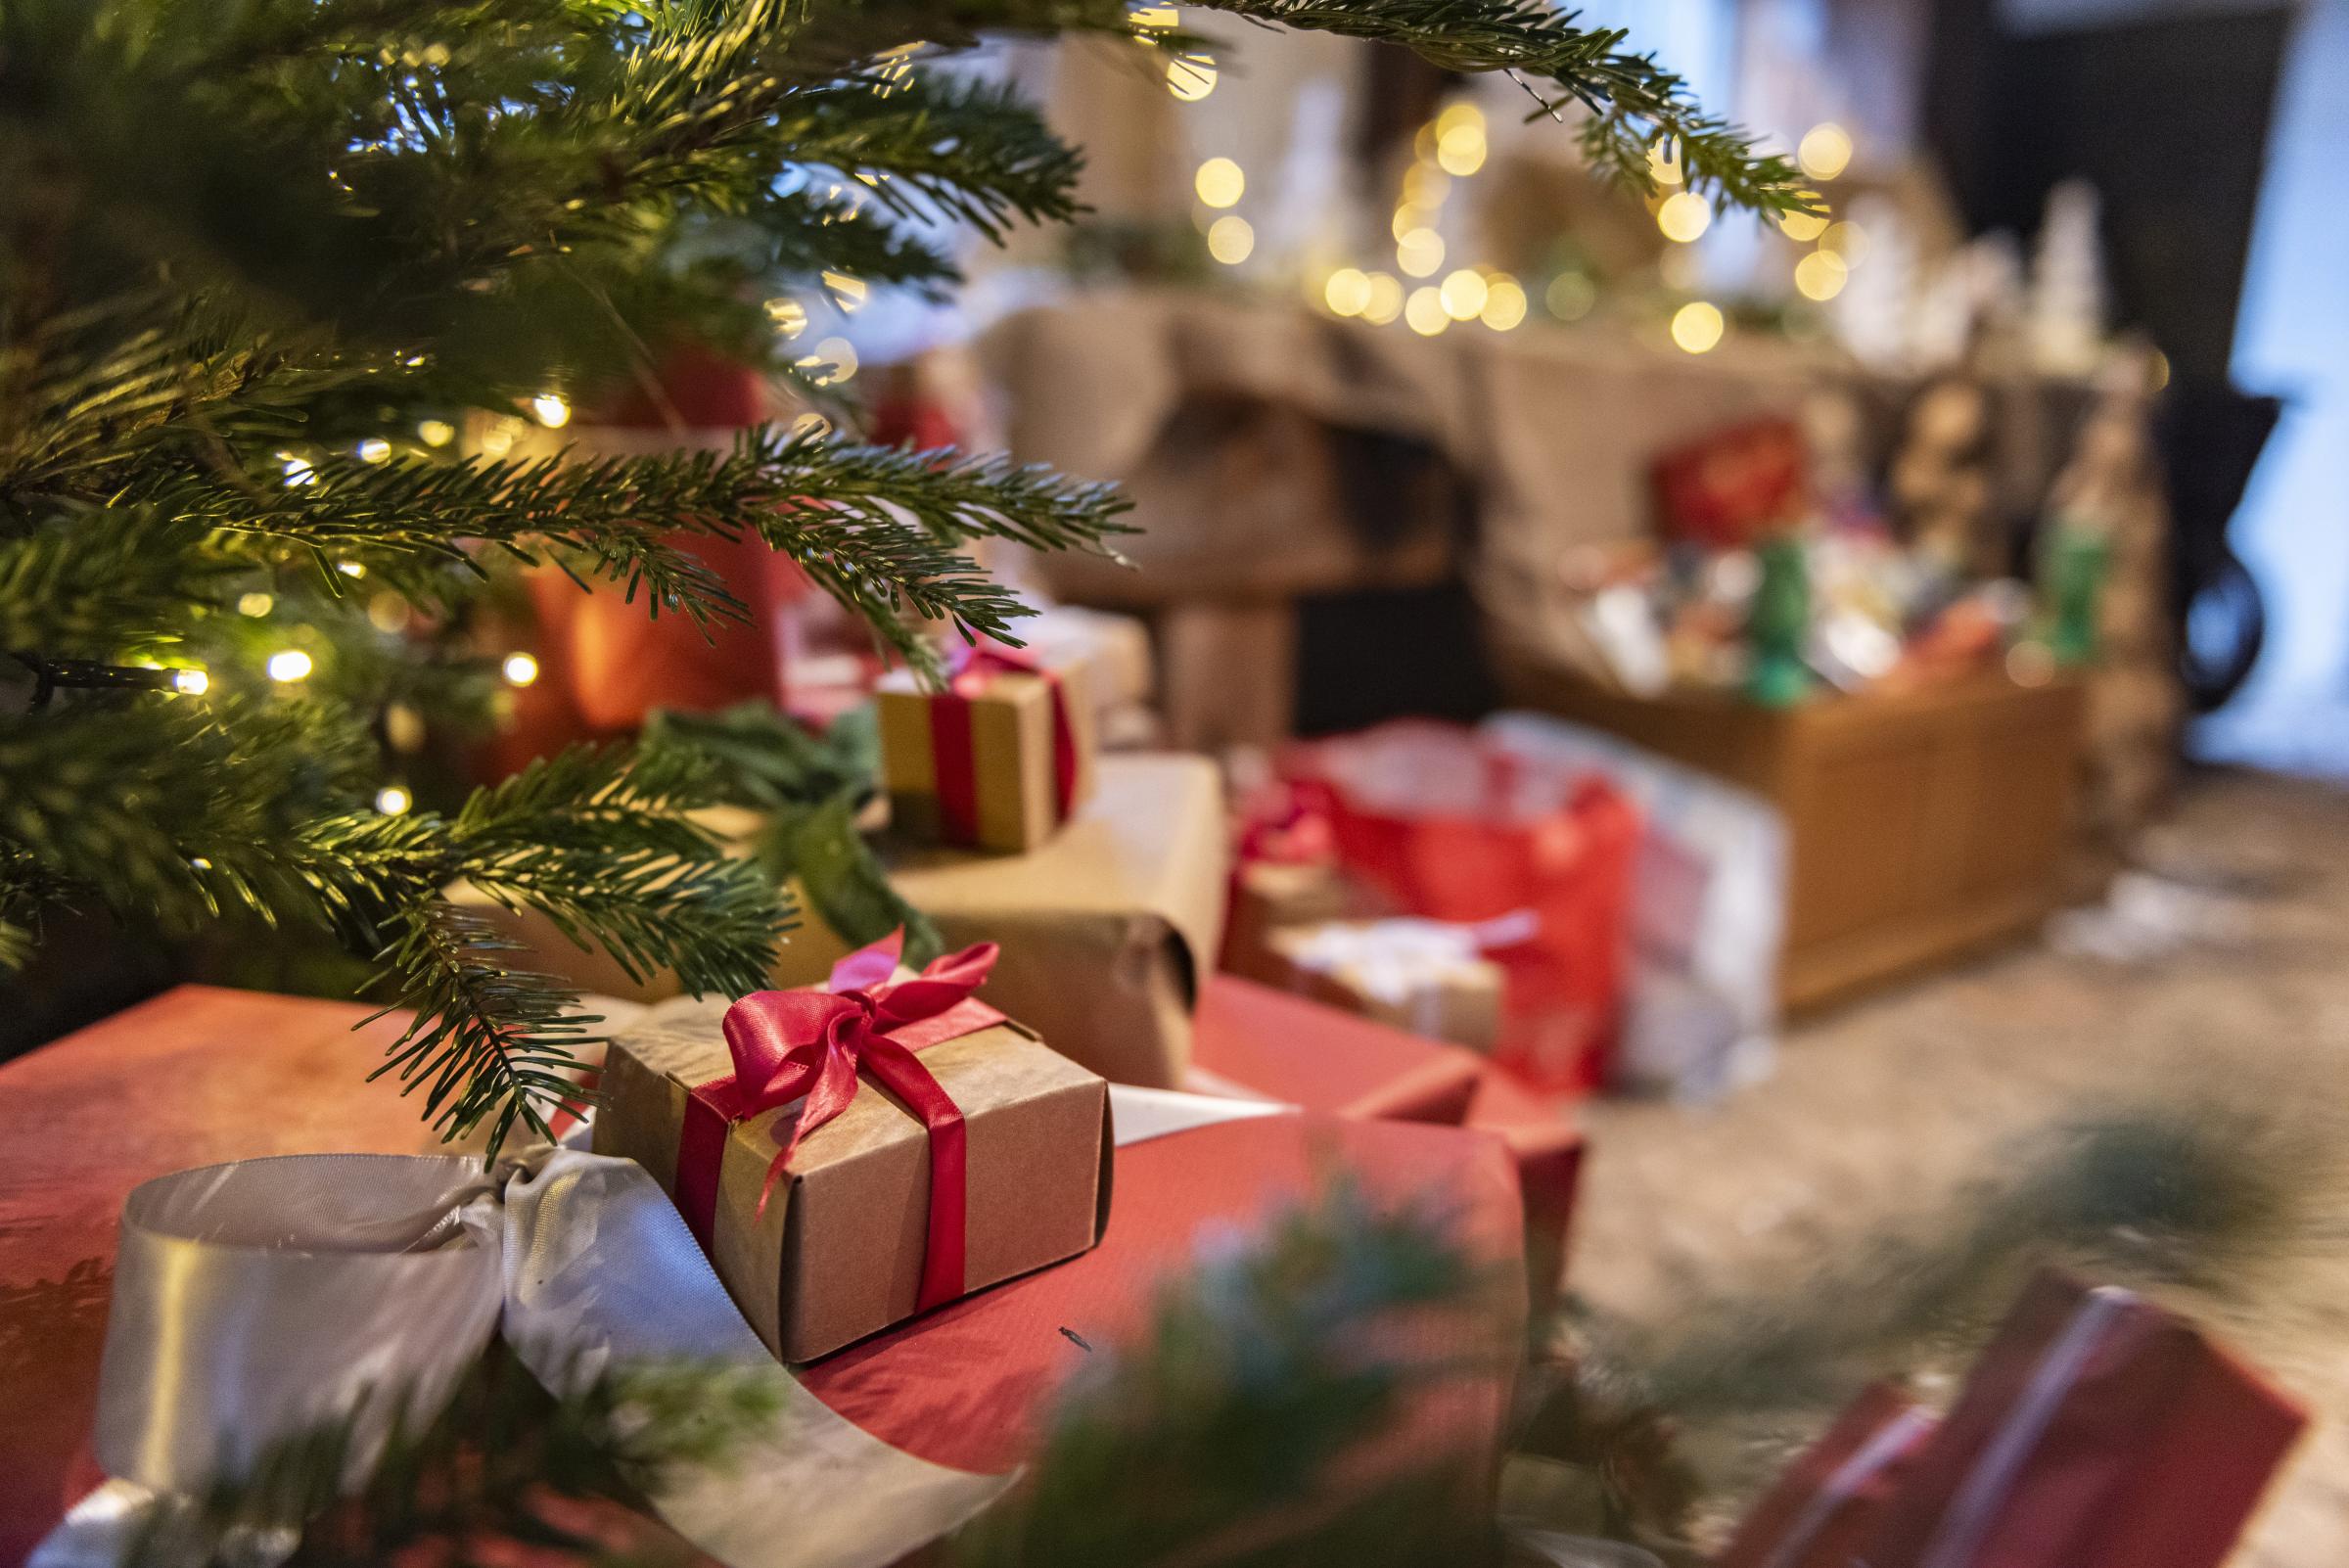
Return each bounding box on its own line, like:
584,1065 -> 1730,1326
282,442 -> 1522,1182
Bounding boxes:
675,931 -> 1003,1313
927,642 -> 1081,846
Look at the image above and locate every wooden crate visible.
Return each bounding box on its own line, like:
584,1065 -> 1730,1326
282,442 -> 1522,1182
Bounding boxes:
1506,670 -> 2088,1012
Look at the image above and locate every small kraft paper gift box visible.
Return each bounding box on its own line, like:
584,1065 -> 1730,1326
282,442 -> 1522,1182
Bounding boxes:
1859,1268 -> 2307,1568
878,642 -> 1097,853
594,932 -> 1111,1362
1267,917 -> 1511,1053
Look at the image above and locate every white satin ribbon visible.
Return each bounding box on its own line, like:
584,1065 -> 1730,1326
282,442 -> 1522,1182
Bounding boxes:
36,1086 -> 1288,1568
1901,1285 -> 2135,1568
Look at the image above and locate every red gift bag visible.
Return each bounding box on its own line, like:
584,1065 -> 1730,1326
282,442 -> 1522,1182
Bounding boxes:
1281,722 -> 1640,1091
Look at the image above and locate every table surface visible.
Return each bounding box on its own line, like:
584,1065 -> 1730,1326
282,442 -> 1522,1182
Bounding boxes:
0,985 -> 441,1565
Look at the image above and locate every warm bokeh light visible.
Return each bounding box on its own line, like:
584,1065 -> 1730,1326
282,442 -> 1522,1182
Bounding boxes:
1167,54 -> 1216,100
238,591 -> 274,618
1671,300 -> 1726,354
1361,272 -> 1405,325
1324,267 -> 1372,316
1128,3 -> 1177,31
266,649 -> 313,682
822,271 -> 868,311
1206,214 -> 1254,264
1545,271 -> 1596,322
1436,123 -> 1487,177
1657,191 -> 1713,244
1647,143 -> 1683,187
502,652 -> 540,687
530,392 -> 571,428
1404,287 -> 1451,336
281,455 -> 315,486
1402,163 -> 1451,208
1798,122 -> 1853,181
1480,275 -> 1528,331
1794,250 -> 1850,300
765,297 -> 807,339
416,419 -> 455,447
357,438 -> 392,463
1439,268 -> 1489,320
1392,205 -> 1433,242
1396,227 -> 1445,278
1777,202 -> 1830,244
375,784 -> 413,816
1194,157 -> 1245,208
802,336 -> 859,383
1819,221 -> 1869,265
171,668 -> 208,696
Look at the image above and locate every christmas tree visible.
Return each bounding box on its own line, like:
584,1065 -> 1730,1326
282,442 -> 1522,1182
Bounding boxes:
0,0 -> 1812,1153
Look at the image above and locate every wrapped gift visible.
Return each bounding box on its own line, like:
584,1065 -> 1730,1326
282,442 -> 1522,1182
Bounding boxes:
1189,973 -> 1484,1124
1861,1268 -> 2306,1568
877,642 -> 1097,853
593,933 -> 1111,1362
1267,917 -> 1510,1052
452,755 -> 1227,1089
1714,1384 -> 1939,1568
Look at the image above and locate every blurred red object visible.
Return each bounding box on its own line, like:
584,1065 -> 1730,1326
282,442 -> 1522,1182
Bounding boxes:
1281,722 -> 1640,1092
1650,417 -> 1807,549
1714,1383 -> 1939,1568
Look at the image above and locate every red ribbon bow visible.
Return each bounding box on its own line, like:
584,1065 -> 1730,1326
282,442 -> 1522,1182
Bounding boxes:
928,640 -> 1081,844
675,931 -> 1004,1314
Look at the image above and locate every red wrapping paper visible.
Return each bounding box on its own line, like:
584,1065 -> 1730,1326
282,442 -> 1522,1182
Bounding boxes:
797,1112 -> 1528,1483
1714,1384 -> 1938,1568
1860,1268 -> 2306,1568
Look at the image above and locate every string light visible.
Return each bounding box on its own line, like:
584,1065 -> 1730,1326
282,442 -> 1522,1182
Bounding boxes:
1647,144 -> 1683,187
1435,109 -> 1487,177
1396,227 -> 1445,278
1480,275 -> 1528,331
335,560 -> 366,578
790,411 -> 835,439
1324,267 -> 1372,316
530,392 -> 572,428
1167,54 -> 1216,100
280,455 -> 315,487
822,272 -> 868,311
1361,273 -> 1405,325
416,419 -> 455,447
356,438 -> 392,463
1439,269 -> 1489,321
1671,300 -> 1726,354
478,422 -> 517,457
502,652 -> 540,687
1404,287 -> 1451,336
375,784 -> 413,816
1206,215 -> 1254,264
266,649 -> 313,682
1391,205 -> 1434,242
1128,3 -> 1177,32
1794,250 -> 1849,300
765,297 -> 808,338
1819,221 -> 1869,265
1777,201 -> 1830,244
1402,163 -> 1451,207
1798,122 -> 1853,181
1194,157 -> 1245,208
1657,191 -> 1712,244
800,337 -> 859,384
1545,272 -> 1596,322
238,591 -> 275,618
171,669 -> 209,696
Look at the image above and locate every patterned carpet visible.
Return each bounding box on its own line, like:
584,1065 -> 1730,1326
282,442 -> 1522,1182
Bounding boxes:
1571,767 -> 2349,1563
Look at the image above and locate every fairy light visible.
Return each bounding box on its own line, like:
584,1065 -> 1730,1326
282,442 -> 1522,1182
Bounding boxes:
1819,221 -> 1870,265
800,337 -> 859,384
1391,205 -> 1433,242
1480,275 -> 1528,331
1435,120 -> 1487,177
1545,272 -> 1596,322
171,668 -> 209,696
1206,215 -> 1254,264
1794,250 -> 1849,300
238,591 -> 275,618
1404,287 -> 1451,336
1396,227 -> 1445,278
1798,122 -> 1853,181
502,652 -> 540,687
266,649 -> 313,682
1439,269 -> 1489,321
1361,273 -> 1405,325
1402,163 -> 1451,208
1647,144 -> 1683,187
1128,3 -> 1177,32
1671,300 -> 1726,354
1778,202 -> 1830,244
416,419 -> 455,447
375,784 -> 413,816
1324,267 -> 1372,316
356,438 -> 392,463
281,455 -> 315,486
765,297 -> 808,339
530,392 -> 572,428
478,422 -> 518,457
1657,191 -> 1713,244
1167,54 -> 1216,100
1194,157 -> 1245,208
335,560 -> 366,578
822,272 -> 868,311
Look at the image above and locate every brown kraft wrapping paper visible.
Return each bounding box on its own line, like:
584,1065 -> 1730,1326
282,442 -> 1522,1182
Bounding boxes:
875,656 -> 1099,854
593,994 -> 1112,1363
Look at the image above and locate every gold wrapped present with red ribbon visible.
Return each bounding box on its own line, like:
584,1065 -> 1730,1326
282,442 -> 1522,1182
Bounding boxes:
877,642 -> 1096,853
594,930 -> 1110,1361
